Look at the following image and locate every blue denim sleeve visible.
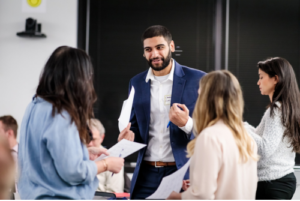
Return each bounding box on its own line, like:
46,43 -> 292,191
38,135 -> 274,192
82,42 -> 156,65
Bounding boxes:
42,110 -> 97,186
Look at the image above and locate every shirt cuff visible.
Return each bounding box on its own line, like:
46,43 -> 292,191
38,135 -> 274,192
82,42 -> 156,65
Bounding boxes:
179,117 -> 193,135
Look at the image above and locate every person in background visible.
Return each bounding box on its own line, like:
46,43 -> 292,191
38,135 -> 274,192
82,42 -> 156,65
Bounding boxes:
88,118 -> 125,193
168,70 -> 258,199
18,46 -> 124,199
0,115 -> 18,192
0,135 -> 15,199
244,57 -> 300,199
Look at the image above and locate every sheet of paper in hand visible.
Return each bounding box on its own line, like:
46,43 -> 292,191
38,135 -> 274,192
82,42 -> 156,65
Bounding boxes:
94,139 -> 146,161
118,86 -> 135,132
147,159 -> 191,199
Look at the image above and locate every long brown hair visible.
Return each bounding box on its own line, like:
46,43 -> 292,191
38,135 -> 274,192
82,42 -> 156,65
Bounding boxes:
187,70 -> 258,163
36,46 -> 97,143
258,57 -> 300,152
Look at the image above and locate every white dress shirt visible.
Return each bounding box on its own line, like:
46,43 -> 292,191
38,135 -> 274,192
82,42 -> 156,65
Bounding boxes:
96,146 -> 124,193
11,144 -> 18,192
97,167 -> 124,193
144,59 -> 193,162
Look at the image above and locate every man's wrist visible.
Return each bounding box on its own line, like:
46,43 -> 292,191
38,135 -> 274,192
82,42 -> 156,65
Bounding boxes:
179,117 -> 193,134
181,117 -> 189,127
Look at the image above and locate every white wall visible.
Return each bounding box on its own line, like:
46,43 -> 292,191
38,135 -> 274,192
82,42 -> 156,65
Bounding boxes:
292,169 -> 300,199
0,0 -> 78,139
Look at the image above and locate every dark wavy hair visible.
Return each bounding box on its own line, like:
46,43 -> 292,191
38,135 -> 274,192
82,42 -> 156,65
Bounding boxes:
36,46 -> 97,143
258,57 -> 300,152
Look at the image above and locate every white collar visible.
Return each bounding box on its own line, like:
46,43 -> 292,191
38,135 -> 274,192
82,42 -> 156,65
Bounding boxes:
145,59 -> 175,83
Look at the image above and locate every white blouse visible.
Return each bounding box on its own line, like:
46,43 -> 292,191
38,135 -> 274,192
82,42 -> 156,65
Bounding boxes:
244,102 -> 295,181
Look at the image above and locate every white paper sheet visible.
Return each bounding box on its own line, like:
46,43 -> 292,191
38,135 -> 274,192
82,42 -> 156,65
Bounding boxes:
147,159 -> 191,199
95,139 -> 146,161
14,192 -> 21,200
118,86 -> 135,132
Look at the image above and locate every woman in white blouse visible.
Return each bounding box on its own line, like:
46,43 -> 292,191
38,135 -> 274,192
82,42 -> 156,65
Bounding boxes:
167,70 -> 259,199
244,57 -> 300,199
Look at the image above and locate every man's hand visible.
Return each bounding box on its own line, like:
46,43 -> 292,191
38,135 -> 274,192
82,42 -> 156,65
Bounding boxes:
167,191 -> 181,200
88,146 -> 109,161
182,180 -> 190,191
118,123 -> 135,142
169,103 -> 189,127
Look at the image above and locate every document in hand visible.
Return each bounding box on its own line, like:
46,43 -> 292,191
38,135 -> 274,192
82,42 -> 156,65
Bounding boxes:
118,86 -> 135,132
95,139 -> 146,161
147,159 -> 191,199
14,193 -> 20,200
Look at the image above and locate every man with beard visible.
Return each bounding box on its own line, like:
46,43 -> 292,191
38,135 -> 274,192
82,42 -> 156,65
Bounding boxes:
118,25 -> 206,199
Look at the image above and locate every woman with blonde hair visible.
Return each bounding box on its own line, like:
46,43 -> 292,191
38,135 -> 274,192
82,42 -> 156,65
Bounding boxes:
168,70 -> 258,199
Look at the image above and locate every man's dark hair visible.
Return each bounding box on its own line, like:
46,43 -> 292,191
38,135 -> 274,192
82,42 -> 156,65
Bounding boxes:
36,46 -> 97,144
0,115 -> 18,138
141,25 -> 172,43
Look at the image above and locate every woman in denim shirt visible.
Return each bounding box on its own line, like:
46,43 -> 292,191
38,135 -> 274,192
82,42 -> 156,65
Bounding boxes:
18,46 -> 124,199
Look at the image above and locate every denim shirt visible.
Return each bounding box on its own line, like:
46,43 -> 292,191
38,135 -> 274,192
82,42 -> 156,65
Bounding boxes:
18,97 -> 98,199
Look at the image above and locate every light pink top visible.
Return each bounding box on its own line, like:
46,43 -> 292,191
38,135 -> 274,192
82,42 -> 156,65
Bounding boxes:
182,120 -> 258,200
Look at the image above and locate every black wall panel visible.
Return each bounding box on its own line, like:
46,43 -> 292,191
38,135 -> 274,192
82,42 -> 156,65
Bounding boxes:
228,0 -> 300,127
79,0 -> 300,163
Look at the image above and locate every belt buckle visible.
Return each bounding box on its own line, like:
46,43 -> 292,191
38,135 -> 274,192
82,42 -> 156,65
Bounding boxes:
155,161 -> 163,168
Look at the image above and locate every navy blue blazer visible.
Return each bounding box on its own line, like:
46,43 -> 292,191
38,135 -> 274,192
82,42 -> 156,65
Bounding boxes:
128,60 -> 206,195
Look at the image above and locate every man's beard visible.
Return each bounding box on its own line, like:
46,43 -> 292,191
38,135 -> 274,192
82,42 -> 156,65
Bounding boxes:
147,50 -> 172,72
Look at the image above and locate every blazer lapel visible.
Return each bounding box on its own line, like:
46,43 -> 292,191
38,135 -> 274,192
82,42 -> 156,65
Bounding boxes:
171,61 -> 186,106
141,77 -> 151,143
170,61 -> 186,140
